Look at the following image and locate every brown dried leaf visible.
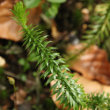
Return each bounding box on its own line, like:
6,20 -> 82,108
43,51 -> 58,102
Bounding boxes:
67,44 -> 110,85
0,0 -> 41,41
10,89 -> 27,105
51,73 -> 110,110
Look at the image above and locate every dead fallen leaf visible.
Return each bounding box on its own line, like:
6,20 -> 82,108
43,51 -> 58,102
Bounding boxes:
51,73 -> 110,110
10,89 -> 27,105
0,18 -> 22,41
0,0 -> 42,41
66,44 -> 110,85
0,0 -> 22,41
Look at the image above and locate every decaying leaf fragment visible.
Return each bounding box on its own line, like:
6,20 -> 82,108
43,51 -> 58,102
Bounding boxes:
67,44 -> 110,85
0,0 -> 22,41
10,89 -> 27,105
51,73 -> 110,110
0,0 -> 41,41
